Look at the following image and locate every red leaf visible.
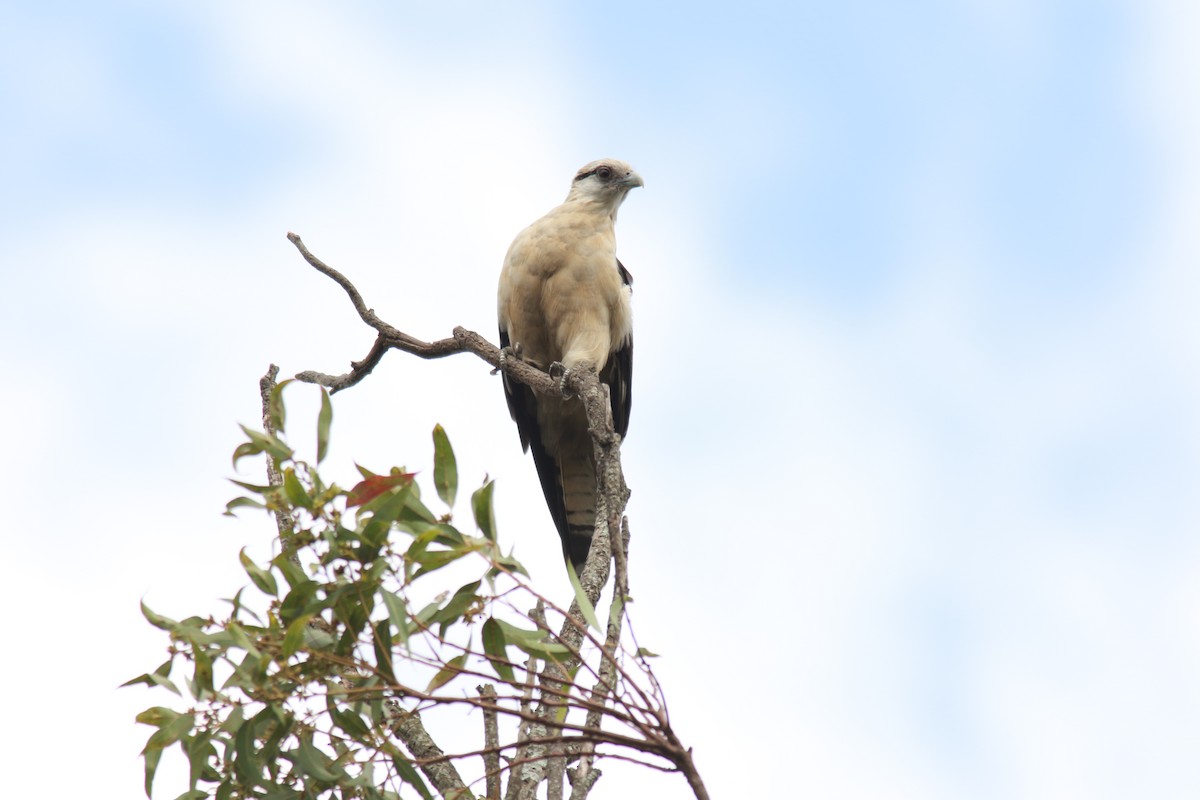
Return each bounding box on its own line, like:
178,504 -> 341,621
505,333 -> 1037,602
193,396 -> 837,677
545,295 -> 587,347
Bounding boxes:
347,470 -> 415,508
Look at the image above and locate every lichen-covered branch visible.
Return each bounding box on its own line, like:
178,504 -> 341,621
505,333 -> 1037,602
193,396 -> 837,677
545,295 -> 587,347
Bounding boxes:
258,365 -> 296,543
479,684 -> 501,800
390,707 -> 471,799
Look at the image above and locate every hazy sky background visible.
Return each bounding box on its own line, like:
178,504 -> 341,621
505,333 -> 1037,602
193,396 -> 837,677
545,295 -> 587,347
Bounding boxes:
3,1 -> 1198,797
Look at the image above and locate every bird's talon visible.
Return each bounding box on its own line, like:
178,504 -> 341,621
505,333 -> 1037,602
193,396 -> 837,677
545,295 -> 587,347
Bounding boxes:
494,342 -> 525,375
549,362 -> 573,397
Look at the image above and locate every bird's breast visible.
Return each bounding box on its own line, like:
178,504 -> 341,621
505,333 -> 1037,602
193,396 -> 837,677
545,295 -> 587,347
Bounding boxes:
499,207 -> 630,370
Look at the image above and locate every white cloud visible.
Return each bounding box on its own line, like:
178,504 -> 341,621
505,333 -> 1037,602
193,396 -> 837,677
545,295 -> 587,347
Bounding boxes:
6,1 -> 1200,798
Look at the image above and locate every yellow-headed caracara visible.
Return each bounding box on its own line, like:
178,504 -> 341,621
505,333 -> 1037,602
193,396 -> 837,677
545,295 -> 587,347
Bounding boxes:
498,159 -> 642,574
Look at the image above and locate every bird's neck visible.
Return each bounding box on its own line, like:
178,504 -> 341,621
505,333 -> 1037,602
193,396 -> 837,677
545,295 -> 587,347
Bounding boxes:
562,193 -> 625,224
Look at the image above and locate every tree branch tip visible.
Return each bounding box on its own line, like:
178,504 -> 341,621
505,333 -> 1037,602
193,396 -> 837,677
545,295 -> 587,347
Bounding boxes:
294,370 -> 342,391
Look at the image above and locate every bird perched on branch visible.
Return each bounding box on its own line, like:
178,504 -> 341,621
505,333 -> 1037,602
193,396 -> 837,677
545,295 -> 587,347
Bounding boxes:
497,159 -> 642,574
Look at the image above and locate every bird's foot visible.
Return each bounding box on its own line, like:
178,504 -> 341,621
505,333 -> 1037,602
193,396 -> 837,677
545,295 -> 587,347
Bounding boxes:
549,361 -> 573,397
493,342 -> 524,375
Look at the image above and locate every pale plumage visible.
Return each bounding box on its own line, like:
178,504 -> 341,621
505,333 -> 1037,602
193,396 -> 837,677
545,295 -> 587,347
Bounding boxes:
498,159 -> 641,573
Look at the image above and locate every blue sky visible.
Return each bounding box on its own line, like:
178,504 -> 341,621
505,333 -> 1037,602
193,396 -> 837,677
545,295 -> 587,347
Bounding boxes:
2,1 -> 1198,798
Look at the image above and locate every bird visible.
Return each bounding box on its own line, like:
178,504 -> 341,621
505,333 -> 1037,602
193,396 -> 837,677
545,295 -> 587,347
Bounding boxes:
497,158 -> 642,575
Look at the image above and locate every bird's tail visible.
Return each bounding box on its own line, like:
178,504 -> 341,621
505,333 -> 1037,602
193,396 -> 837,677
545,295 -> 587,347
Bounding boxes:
559,438 -> 598,575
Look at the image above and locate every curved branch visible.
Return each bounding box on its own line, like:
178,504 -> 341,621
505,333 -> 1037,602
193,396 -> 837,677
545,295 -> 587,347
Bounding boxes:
288,232 -> 403,338
288,233 -> 585,401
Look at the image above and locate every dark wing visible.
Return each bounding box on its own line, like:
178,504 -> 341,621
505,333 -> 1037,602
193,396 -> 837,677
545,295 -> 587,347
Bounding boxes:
498,325 -> 534,451
601,259 -> 633,438
499,325 -> 572,547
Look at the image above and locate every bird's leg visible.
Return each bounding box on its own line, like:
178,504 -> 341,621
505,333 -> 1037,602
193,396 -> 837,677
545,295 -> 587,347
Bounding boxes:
548,361 -> 573,398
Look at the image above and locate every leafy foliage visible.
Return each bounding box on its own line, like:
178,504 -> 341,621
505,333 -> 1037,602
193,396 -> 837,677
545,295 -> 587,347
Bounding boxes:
129,384 -> 693,800
128,389 -> 549,799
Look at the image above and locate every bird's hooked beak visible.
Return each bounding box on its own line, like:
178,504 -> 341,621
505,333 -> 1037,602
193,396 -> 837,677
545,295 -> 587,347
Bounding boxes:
621,170 -> 644,189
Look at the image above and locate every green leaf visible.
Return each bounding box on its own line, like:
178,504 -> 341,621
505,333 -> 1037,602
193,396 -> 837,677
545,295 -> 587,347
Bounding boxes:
514,639 -> 573,663
317,388 -> 333,464
328,697 -> 372,741
226,623 -> 262,658
223,496 -> 266,517
273,554 -> 309,591
238,425 -> 294,463
136,707 -> 180,727
234,715 -> 261,784
282,467 -> 311,510
190,648 -> 214,700
295,734 -> 343,782
390,750 -> 433,799
470,480 -> 497,542
373,619 -> 396,684
221,705 -> 246,734
567,562 -> 601,632
409,545 -> 472,580
491,619 -> 548,645
482,618 -> 515,683
429,581 -> 481,635
329,583 -> 372,638
281,614 -> 312,657
381,591 -> 411,653
121,671 -> 181,696
143,711 -> 195,752
232,441 -> 261,468
404,490 -> 437,524
269,379 -> 292,434
229,479 -> 275,493
608,593 -> 626,628
260,706 -> 293,779
491,620 -> 572,662
279,579 -> 320,626
425,521 -> 465,547
431,424 -> 457,507
223,587 -> 254,622
425,654 -> 468,693
489,550 -> 531,579
239,549 -> 278,597
140,601 -> 176,632
184,731 -> 217,793
143,742 -> 163,797
302,623 -> 335,652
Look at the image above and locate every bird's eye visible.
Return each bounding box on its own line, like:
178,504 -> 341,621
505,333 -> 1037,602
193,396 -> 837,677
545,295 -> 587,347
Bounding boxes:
596,166 -> 613,181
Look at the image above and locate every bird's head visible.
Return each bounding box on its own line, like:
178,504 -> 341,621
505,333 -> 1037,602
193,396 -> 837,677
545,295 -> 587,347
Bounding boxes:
565,159 -> 644,214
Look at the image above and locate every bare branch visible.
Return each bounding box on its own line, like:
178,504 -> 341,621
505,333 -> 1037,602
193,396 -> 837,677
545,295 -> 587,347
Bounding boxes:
479,684 -> 501,800
258,365 -> 297,555
287,232 -> 403,338
567,762 -> 602,800
287,233 -> 559,397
